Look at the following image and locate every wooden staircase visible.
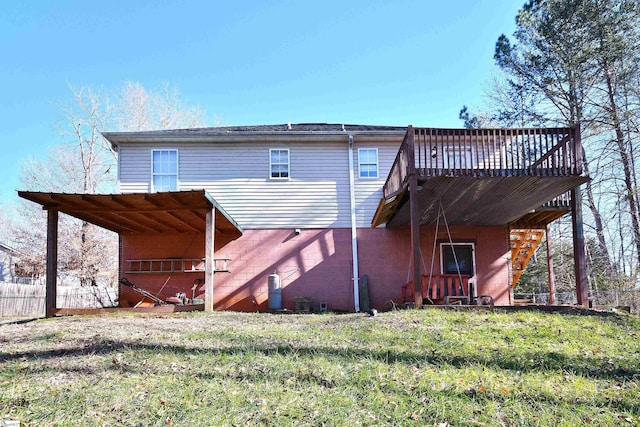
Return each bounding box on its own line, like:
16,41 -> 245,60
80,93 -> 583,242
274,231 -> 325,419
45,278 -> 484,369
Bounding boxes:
371,188 -> 407,227
510,229 -> 546,287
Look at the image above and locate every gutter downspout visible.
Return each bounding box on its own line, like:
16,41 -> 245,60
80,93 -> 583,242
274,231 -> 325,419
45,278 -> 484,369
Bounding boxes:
348,134 -> 360,312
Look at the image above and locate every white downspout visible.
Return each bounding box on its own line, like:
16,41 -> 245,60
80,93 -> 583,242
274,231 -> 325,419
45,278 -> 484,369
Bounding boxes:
348,134 -> 360,312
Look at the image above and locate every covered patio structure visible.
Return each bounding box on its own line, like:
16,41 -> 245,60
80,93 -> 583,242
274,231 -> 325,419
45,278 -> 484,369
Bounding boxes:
18,190 -> 242,317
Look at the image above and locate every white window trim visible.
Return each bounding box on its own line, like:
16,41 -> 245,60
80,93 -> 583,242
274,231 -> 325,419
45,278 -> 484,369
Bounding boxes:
439,242 -> 477,296
358,148 -> 379,179
151,149 -> 179,192
444,146 -> 473,170
269,148 -> 290,180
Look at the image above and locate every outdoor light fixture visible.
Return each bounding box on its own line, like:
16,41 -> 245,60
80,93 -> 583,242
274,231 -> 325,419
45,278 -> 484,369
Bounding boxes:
431,146 -> 437,158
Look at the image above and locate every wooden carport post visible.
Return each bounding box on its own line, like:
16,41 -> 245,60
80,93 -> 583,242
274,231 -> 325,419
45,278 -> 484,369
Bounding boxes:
407,126 -> 423,307
205,206 -> 215,312
46,209 -> 58,318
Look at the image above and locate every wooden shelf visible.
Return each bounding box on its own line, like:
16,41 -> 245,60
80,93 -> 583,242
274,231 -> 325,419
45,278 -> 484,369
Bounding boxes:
125,258 -> 230,274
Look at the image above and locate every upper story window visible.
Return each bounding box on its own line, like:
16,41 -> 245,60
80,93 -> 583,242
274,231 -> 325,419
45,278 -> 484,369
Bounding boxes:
444,147 -> 473,170
270,149 -> 289,179
152,149 -> 178,192
358,148 -> 378,178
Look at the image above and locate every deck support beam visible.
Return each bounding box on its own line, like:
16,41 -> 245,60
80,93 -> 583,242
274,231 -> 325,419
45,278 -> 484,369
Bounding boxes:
407,126 -> 423,307
571,187 -> 589,307
46,209 -> 59,318
205,206 -> 215,312
571,125 -> 588,308
545,223 -> 556,305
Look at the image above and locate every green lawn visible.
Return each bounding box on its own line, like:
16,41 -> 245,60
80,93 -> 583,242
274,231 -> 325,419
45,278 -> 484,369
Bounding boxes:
1,308 -> 639,426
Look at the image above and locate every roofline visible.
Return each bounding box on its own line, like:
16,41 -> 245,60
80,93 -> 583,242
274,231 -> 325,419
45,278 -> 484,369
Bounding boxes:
102,129 -> 406,148
201,190 -> 244,234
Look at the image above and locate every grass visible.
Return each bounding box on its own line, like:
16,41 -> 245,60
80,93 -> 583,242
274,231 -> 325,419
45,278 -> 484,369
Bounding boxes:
1,308 -> 639,426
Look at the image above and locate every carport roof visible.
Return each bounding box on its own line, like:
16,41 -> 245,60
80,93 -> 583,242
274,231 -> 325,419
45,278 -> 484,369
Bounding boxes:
17,190 -> 243,238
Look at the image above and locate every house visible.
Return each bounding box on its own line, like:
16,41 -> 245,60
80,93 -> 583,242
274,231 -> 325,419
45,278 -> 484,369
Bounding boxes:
19,123 -> 589,315
0,242 -> 20,283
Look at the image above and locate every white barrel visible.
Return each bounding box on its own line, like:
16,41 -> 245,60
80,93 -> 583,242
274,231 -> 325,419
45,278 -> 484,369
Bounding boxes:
268,273 -> 282,310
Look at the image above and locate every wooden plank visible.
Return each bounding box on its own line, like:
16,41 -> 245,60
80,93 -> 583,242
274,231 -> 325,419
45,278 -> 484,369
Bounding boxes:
46,209 -> 58,318
370,197 -> 388,228
370,187 -> 408,227
54,304 -> 205,316
135,212 -> 182,232
110,212 -> 165,233
166,211 -> 202,233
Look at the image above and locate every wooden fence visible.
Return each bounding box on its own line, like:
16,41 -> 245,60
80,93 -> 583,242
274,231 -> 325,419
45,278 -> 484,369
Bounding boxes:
0,283 -> 118,317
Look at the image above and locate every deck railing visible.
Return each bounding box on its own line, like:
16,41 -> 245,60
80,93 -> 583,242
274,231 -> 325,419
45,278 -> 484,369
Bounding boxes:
383,126 -> 583,199
382,130 -> 412,198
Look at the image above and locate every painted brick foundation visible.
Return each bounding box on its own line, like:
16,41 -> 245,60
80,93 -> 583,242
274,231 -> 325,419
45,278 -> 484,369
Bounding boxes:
120,225 -> 510,311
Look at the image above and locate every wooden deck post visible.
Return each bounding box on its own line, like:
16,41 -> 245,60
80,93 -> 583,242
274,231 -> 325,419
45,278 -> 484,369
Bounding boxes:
545,223 -> 556,305
46,209 -> 58,318
570,125 -> 588,307
571,188 -> 589,307
407,126 -> 423,307
205,207 -> 215,312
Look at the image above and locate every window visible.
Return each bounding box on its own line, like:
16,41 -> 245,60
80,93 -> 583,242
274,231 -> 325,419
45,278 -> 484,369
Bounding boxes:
444,147 -> 473,170
358,148 -> 378,178
441,243 -> 475,277
152,149 -> 178,192
270,149 -> 289,179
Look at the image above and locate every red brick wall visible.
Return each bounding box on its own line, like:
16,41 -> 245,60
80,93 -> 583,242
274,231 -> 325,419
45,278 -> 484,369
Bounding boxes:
357,226 -> 511,307
120,225 -> 510,311
119,233 -> 207,306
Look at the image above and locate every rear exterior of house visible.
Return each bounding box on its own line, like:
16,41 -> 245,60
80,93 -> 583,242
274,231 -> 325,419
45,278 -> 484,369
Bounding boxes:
103,123 -> 587,312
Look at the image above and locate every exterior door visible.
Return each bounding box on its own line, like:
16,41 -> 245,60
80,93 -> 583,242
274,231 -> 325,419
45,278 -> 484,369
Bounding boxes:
440,243 -> 476,297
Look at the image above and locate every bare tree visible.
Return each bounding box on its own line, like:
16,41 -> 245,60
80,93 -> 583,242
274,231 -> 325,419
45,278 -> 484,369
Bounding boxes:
116,81 -> 206,131
492,0 -> 640,282
15,81 -> 208,287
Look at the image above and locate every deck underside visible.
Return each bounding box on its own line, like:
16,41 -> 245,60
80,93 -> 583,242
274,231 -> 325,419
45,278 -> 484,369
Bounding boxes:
387,175 -> 588,227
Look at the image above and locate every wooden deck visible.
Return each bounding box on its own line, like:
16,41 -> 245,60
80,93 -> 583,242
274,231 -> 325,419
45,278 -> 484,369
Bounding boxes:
374,125 -> 590,308
373,126 -> 588,228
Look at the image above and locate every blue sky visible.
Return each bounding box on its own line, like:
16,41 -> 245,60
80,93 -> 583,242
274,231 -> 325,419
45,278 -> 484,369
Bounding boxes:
0,0 -> 522,205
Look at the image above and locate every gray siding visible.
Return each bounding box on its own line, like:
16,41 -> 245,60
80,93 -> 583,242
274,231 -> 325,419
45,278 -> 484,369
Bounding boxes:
353,142 -> 398,228
117,137 -> 402,229
118,145 -> 152,193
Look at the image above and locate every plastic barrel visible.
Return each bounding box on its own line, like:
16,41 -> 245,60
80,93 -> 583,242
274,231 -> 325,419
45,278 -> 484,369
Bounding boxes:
268,273 -> 282,310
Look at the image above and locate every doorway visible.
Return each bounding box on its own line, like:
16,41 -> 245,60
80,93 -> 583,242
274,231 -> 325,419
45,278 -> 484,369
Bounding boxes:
440,243 -> 476,297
